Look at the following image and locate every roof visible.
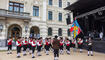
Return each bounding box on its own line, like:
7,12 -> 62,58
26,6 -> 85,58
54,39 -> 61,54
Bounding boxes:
64,0 -> 105,12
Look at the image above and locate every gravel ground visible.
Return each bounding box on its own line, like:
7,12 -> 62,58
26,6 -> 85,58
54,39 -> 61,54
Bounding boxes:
0,49 -> 105,60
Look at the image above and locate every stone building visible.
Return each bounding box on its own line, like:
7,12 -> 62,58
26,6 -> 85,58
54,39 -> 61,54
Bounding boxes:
0,0 -> 77,47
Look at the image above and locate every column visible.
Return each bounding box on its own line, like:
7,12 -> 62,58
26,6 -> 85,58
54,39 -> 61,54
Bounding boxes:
0,21 -> 7,47
40,24 -> 47,39
43,0 -> 47,21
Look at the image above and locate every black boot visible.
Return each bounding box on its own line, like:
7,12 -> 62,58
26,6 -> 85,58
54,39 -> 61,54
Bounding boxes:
17,56 -> 21,58
32,56 -> 35,58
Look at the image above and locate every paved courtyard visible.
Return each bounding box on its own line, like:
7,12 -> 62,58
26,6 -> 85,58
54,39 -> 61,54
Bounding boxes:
0,49 -> 105,60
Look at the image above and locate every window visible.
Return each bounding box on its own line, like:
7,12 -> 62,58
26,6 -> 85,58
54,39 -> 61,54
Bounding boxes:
9,2 -> 13,11
58,28 -> 62,36
48,27 -> 52,36
67,2 -> 70,6
20,4 -> 24,12
33,6 -> 39,16
9,2 -> 24,12
68,29 -> 70,36
48,11 -> 53,20
49,0 -> 52,5
66,14 -> 71,25
59,0 -> 62,7
59,13 -> 62,21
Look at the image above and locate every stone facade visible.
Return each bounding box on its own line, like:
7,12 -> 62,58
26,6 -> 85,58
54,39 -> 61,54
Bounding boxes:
0,0 -> 77,47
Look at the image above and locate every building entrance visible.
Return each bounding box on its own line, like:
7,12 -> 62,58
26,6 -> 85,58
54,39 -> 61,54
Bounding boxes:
30,26 -> 40,38
8,24 -> 22,40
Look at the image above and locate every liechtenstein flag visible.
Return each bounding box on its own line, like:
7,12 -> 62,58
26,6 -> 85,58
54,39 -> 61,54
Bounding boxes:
70,20 -> 81,38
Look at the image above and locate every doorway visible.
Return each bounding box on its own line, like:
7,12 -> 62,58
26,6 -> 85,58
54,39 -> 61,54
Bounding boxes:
8,24 -> 22,40
30,26 -> 40,38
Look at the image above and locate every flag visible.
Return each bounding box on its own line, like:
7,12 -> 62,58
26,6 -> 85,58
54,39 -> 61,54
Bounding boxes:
70,20 -> 81,38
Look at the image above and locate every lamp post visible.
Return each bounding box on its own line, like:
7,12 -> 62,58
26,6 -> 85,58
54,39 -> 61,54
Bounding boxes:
0,24 -> 3,32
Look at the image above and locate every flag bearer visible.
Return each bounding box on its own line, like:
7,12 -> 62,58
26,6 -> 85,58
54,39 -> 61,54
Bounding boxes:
78,38 -> 83,53
31,38 -> 36,58
16,37 -> 22,58
7,37 -> 13,54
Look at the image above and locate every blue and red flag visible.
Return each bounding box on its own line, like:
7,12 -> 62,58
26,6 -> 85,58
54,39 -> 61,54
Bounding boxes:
70,20 -> 81,38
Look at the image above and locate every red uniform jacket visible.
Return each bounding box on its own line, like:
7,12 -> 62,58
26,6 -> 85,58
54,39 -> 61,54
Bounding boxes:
65,41 -> 70,46
29,39 -> 32,45
22,40 -> 27,45
16,41 -> 21,47
60,40 -> 64,46
8,39 -> 12,45
37,40 -> 42,46
45,40 -> 50,45
31,41 -> 36,47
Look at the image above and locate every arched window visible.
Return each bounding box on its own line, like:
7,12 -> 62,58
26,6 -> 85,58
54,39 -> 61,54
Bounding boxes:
68,29 -> 70,36
58,28 -> 62,36
48,27 -> 52,36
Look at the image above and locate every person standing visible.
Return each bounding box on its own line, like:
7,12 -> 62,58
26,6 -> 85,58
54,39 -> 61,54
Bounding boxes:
7,37 -> 13,54
31,38 -> 36,58
78,38 -> 83,53
44,38 -> 50,55
100,32 -> 103,40
72,39 -> 76,52
22,37 -> 28,56
65,38 -> 71,55
59,37 -> 64,55
52,35 -> 60,60
48,37 -> 52,51
87,37 -> 93,56
29,38 -> 32,54
16,37 -> 22,58
37,38 -> 42,56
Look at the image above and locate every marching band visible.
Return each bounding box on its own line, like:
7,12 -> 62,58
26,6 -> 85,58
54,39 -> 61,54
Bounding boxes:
7,36 -> 93,59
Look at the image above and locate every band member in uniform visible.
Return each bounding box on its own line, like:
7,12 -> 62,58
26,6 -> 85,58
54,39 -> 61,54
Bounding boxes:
87,37 -> 93,56
59,37 -> 64,55
44,38 -> 50,55
48,37 -> 52,51
50,38 -> 54,52
37,38 -> 42,56
29,37 -> 32,54
78,38 -> 83,53
22,37 -> 28,56
31,38 -> 36,58
72,39 -> 76,52
16,37 -> 22,58
65,38 -> 71,55
7,37 -> 13,54
52,35 -> 60,60
40,37 -> 43,51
